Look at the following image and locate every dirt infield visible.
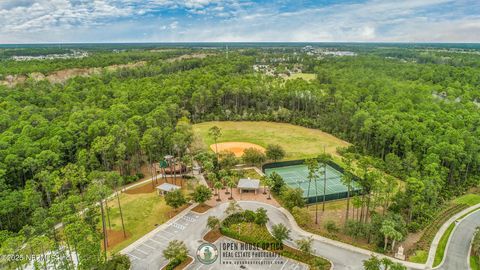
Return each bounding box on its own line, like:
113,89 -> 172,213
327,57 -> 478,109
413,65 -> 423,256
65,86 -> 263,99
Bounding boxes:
210,142 -> 265,157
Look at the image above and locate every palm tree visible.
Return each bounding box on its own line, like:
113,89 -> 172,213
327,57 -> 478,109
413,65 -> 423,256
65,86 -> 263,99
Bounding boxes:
206,216 -> 220,231
340,154 -> 354,226
265,176 -> 274,200
261,176 -> 268,194
317,153 -> 332,212
109,174 -> 127,239
380,219 -> 402,252
224,176 -> 232,194
305,158 -> 320,224
214,181 -> 223,201
209,126 -> 222,163
227,178 -> 236,200
271,224 -> 291,244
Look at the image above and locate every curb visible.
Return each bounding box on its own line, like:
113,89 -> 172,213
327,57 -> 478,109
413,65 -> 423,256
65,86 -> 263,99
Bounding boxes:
120,203 -> 198,254
431,207 -> 480,269
427,204 -> 480,268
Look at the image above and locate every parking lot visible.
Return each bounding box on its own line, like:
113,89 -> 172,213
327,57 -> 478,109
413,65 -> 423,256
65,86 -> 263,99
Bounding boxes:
187,238 -> 308,270
126,212 -> 200,270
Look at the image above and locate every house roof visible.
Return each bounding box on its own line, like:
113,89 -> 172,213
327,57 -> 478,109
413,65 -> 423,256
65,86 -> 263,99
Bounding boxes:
156,183 -> 181,192
237,178 -> 260,190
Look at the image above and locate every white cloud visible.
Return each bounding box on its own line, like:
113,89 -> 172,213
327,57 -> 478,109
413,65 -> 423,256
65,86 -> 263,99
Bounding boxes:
0,0 -> 479,43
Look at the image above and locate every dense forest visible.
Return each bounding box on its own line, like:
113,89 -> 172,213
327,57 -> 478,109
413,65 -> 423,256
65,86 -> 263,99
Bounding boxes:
0,45 -> 479,268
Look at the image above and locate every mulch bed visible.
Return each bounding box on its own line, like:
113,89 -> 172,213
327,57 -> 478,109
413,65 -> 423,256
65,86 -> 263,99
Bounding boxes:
165,204 -> 190,219
102,229 -> 130,251
203,229 -> 222,243
192,204 -> 212,214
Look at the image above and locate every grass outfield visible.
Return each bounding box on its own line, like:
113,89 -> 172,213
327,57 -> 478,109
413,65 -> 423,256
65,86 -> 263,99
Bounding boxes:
193,121 -> 350,160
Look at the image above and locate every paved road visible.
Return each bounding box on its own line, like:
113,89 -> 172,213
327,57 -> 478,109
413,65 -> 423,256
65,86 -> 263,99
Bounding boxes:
437,210 -> 480,270
123,201 -> 424,270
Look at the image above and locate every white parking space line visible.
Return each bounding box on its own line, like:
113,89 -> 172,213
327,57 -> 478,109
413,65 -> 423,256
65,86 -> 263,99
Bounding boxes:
127,253 -> 142,260
183,216 -> 196,222
163,229 -> 175,236
149,238 -> 164,245
135,248 -> 149,255
280,259 -> 289,270
269,255 -> 278,268
142,242 -> 156,249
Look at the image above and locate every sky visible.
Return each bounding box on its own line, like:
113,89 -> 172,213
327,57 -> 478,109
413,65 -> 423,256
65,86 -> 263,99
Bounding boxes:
0,0 -> 479,44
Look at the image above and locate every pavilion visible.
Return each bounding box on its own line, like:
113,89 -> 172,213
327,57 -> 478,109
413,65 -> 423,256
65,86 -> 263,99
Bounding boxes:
156,182 -> 181,196
237,178 -> 260,194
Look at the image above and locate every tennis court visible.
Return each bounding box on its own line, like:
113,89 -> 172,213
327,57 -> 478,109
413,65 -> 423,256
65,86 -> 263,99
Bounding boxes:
264,161 -> 360,203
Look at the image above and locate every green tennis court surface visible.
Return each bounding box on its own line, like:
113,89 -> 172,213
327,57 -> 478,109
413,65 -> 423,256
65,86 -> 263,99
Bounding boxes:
265,163 -> 360,203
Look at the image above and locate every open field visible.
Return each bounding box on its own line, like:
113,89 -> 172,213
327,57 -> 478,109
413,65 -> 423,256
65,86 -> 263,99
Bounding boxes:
193,121 -> 350,160
286,73 -> 317,81
104,179 -> 192,253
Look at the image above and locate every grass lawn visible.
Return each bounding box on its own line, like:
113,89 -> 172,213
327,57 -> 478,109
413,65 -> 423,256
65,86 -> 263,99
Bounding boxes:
230,222 -> 277,242
433,222 -> 455,267
193,121 -> 350,160
104,188 -> 189,254
409,250 -> 428,263
222,221 -> 331,269
286,73 -> 317,81
454,194 -> 480,206
471,254 -> 480,270
238,168 -> 263,180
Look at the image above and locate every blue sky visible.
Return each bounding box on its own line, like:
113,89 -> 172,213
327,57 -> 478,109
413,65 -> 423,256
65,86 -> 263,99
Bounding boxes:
0,0 -> 479,43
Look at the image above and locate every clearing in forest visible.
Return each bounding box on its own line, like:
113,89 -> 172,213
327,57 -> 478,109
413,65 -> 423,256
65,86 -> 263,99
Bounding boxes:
103,177 -> 190,253
193,121 -> 350,160
285,73 -> 317,81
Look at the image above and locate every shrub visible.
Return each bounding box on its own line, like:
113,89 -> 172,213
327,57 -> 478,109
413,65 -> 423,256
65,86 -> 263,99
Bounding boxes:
191,185 -> 213,204
242,147 -> 267,166
281,187 -> 305,210
345,220 -> 367,239
324,220 -> 339,234
266,144 -> 285,161
269,172 -> 285,194
165,189 -> 187,210
102,254 -> 131,270
165,258 -> 182,270
243,210 -> 256,222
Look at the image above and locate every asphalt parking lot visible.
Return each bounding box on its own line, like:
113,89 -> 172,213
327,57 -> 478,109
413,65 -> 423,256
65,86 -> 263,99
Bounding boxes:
126,212 -> 200,270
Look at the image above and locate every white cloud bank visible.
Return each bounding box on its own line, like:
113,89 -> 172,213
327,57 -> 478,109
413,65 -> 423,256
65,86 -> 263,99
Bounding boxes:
0,0 -> 479,43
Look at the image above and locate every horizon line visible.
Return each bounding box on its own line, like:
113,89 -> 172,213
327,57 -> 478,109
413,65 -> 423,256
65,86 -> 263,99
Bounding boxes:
1,41 -> 480,45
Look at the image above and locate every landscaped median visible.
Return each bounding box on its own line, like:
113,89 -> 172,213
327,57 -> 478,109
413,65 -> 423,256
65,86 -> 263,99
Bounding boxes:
426,195 -> 480,268
410,193 -> 480,264
209,203 -> 331,270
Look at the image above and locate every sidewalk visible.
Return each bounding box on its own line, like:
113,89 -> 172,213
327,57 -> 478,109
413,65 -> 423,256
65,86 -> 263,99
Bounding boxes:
426,203 -> 480,268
